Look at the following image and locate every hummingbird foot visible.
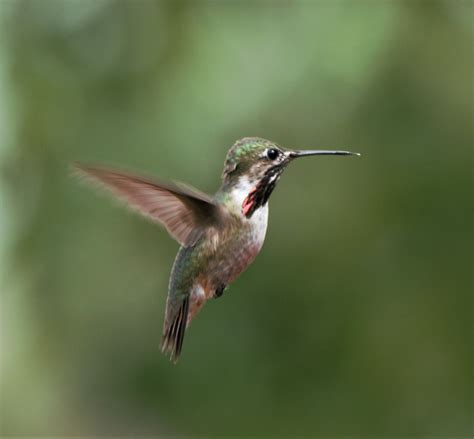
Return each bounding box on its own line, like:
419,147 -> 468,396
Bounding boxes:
214,284 -> 227,299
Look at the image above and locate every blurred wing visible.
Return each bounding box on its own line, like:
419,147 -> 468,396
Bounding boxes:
74,164 -> 223,247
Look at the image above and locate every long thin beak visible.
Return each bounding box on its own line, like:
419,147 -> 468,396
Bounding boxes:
289,149 -> 360,158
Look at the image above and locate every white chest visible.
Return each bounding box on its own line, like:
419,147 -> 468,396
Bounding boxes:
229,176 -> 269,248
249,203 -> 269,249
229,176 -> 255,207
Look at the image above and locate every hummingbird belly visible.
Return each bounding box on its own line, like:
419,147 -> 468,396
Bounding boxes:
172,205 -> 269,324
207,204 -> 268,285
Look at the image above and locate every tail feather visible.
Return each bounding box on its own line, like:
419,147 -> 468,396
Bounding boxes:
161,296 -> 189,363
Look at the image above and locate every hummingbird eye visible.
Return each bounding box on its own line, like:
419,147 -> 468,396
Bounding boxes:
266,148 -> 280,161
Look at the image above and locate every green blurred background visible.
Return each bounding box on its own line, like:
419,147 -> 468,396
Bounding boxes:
0,0 -> 472,436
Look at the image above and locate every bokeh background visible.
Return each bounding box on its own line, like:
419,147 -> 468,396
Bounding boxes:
0,0 -> 472,436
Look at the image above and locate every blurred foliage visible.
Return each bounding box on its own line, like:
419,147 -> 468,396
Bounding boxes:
0,0 -> 472,436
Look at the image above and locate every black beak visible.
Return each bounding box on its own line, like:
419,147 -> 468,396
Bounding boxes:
289,149 -> 360,158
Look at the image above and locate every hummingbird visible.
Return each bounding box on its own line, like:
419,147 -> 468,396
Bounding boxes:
75,137 -> 359,362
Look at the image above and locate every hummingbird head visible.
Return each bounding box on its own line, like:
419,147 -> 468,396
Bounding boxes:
221,137 -> 359,218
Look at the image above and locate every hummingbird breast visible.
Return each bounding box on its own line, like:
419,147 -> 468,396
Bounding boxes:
167,174 -> 271,328
169,203 -> 269,325
206,176 -> 269,288
209,203 -> 268,285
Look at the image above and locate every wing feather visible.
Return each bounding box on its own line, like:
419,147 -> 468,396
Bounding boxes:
74,164 -> 223,247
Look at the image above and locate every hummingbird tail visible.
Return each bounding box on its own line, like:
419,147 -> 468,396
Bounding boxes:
160,296 -> 189,363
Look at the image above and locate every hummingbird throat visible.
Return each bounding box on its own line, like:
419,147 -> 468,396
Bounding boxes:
241,167 -> 281,218
242,187 -> 257,217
